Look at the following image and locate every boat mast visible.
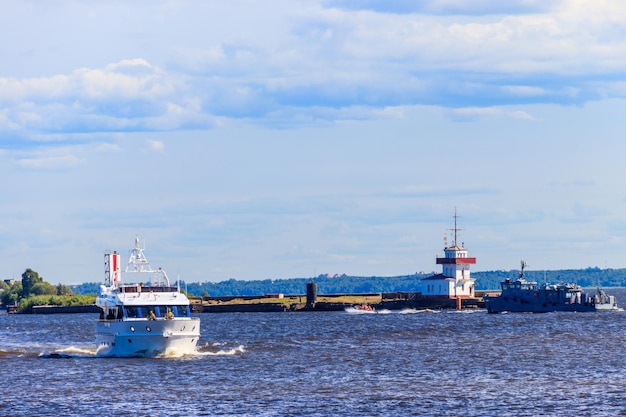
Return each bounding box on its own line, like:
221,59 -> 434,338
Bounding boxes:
125,235 -> 170,286
126,235 -> 152,273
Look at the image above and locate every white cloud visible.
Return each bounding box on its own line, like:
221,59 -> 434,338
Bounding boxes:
105,58 -> 154,72
96,143 -> 122,152
0,59 -> 170,105
2,1 -> 626,139
146,140 -> 165,153
502,86 -> 547,97
509,110 -> 536,121
16,154 -> 82,170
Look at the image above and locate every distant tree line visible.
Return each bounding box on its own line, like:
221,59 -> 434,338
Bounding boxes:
0,268 -> 93,313
67,268 -> 626,298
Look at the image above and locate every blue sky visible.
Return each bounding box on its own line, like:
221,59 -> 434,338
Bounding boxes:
2,0 -> 626,285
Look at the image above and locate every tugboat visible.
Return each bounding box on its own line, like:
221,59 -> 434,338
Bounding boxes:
483,261 -> 618,314
95,237 -> 200,357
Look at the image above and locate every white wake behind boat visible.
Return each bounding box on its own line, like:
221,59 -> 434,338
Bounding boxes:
95,237 -> 200,357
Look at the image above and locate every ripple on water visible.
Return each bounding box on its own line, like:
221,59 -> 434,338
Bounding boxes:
2,311 -> 626,416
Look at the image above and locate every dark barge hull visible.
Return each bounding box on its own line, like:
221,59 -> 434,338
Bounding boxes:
484,298 -> 600,314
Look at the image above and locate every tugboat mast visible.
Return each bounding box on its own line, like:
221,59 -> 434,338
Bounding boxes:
520,260 -> 528,279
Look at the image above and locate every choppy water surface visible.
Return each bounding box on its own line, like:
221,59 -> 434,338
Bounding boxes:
2,303 -> 626,416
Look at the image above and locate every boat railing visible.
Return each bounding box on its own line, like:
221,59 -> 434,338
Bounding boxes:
141,285 -> 179,293
118,285 -> 179,293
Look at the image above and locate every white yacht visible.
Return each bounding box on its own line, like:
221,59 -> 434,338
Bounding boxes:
95,237 -> 200,357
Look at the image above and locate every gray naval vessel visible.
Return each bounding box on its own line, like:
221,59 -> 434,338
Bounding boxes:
483,261 -> 618,313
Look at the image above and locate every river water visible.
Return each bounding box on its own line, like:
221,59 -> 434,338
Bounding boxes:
2,303 -> 626,416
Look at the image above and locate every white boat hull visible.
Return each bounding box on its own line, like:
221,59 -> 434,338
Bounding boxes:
95,317 -> 200,357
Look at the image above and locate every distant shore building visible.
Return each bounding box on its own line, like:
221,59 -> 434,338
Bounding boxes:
420,211 -> 476,299
317,273 -> 347,279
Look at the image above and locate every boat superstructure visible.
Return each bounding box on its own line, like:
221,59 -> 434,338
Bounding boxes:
95,237 -> 200,357
483,261 -> 618,313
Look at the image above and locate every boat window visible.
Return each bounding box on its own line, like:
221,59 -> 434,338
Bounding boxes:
123,305 -> 190,318
105,308 -> 117,320
140,306 -> 158,319
174,305 -> 190,317
161,306 -> 173,319
125,306 -> 140,318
